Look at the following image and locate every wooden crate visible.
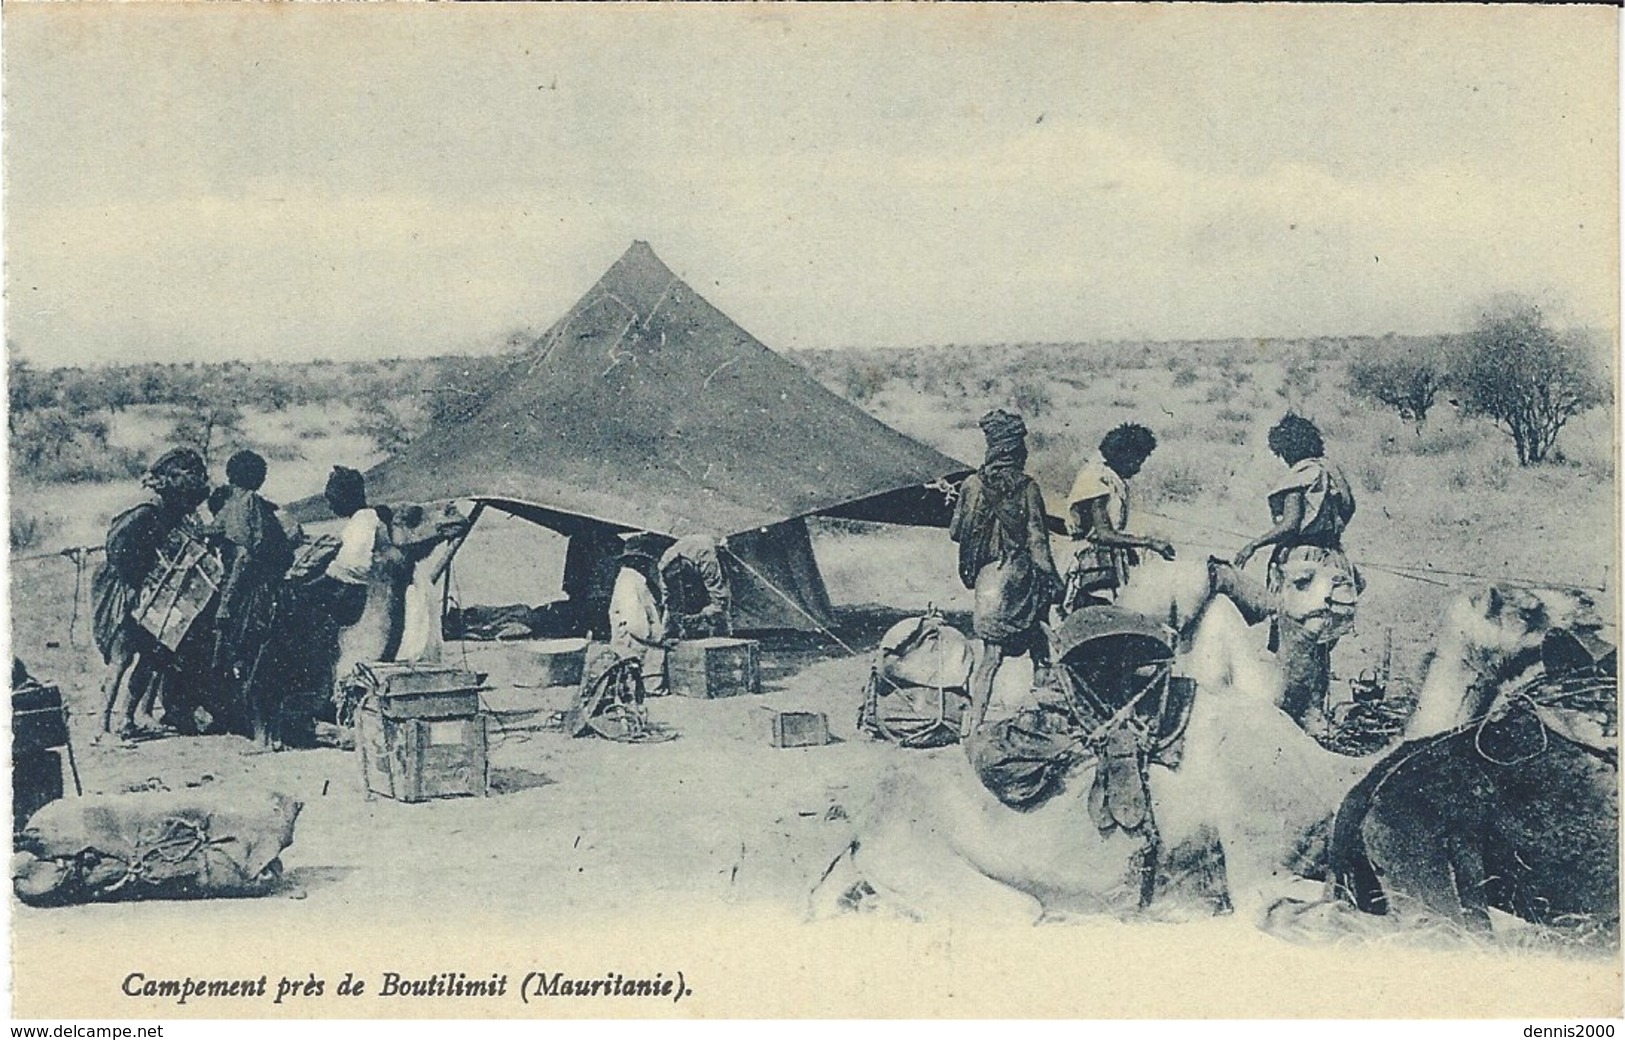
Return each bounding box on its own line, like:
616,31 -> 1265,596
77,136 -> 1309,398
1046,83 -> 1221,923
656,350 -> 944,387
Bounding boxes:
12,684 -> 69,753
133,530 -> 222,652
771,711 -> 829,748
357,706 -> 489,803
668,637 -> 762,699
534,638 -> 591,688
351,662 -> 483,720
13,749 -> 63,832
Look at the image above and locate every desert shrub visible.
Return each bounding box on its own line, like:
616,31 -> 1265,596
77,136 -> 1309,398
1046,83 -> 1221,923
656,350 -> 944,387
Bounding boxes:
1011,381 -> 1053,419
1217,425 -> 1248,446
8,357 -> 55,420
1171,367 -> 1200,388
1203,382 -> 1235,405
1110,396 -> 1139,409
11,408 -> 89,469
349,401 -> 414,455
1450,297 -> 1610,465
1479,456 -> 1513,492
33,449 -> 146,484
1356,457 -> 1390,493
1409,425 -> 1480,457
9,408 -> 142,483
168,402 -> 246,468
1277,356 -> 1321,410
258,441 -> 306,463
1444,458 -> 1516,493
1144,462 -> 1207,505
10,512 -> 54,553
1229,368 -> 1254,386
1160,421 -> 1196,442
1346,338 -> 1447,433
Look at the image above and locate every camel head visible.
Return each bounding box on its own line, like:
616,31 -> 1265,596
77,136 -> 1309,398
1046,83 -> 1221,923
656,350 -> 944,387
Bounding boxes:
1408,584 -> 1603,738
385,501 -> 473,565
388,500 -> 471,546
1272,547 -> 1361,645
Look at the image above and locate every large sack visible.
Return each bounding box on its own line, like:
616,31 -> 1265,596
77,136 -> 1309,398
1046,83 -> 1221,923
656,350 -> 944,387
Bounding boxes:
964,702 -> 1083,810
12,789 -> 301,906
858,615 -> 974,748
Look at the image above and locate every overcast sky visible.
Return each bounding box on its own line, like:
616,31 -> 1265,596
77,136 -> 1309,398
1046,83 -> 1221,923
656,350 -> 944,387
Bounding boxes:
5,4 -> 1617,367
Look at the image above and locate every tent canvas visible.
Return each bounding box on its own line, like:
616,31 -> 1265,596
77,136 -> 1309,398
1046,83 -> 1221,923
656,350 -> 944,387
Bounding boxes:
291,241 -> 971,631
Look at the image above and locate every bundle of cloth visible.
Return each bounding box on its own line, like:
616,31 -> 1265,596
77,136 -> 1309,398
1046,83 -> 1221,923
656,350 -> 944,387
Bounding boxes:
857,613 -> 975,748
13,789 -> 301,906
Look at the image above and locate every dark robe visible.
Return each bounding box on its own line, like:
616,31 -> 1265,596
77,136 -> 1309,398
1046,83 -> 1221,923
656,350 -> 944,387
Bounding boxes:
949,469 -> 1060,645
211,487 -> 292,676
91,501 -> 169,664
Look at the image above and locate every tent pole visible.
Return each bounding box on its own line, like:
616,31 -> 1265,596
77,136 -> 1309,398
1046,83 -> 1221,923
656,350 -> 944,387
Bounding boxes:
434,501 -> 486,629
727,552 -> 860,657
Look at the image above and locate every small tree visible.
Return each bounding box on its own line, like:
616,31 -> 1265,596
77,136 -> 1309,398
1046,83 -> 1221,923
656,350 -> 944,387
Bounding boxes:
8,357 -> 54,428
1346,338 -> 1446,434
349,399 -> 415,455
1451,299 -> 1609,465
169,400 -> 245,469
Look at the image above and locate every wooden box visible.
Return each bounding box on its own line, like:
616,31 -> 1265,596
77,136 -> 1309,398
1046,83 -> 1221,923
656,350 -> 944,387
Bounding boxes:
351,662 -> 483,720
13,749 -> 63,832
668,637 -> 762,699
771,711 -> 829,748
12,684 -> 70,753
534,638 -> 591,688
357,706 -> 489,803
134,530 -> 223,652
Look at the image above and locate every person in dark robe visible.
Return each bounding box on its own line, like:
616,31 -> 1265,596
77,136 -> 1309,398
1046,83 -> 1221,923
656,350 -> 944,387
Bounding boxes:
949,409 -> 1063,728
209,450 -> 293,744
658,533 -> 734,639
92,447 -> 209,741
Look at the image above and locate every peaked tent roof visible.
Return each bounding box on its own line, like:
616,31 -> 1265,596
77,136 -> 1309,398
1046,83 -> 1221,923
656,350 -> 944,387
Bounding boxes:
293,242 -> 970,537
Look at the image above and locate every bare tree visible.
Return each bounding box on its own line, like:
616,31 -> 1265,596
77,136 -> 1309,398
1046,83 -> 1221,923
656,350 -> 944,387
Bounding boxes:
1450,298 -> 1609,465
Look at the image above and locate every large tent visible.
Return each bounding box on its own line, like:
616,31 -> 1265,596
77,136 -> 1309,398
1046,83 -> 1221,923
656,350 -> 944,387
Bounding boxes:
293,241 -> 971,630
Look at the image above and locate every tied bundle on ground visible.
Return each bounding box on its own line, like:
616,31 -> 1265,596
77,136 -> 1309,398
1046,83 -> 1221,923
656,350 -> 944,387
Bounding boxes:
12,789 -> 301,906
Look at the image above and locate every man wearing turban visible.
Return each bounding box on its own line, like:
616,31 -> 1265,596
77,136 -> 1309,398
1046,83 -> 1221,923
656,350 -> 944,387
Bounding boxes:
92,447 -> 210,740
949,409 -> 1063,727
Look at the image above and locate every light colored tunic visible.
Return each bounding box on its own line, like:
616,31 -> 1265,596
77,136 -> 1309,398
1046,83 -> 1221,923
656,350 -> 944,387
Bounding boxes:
326,508 -> 388,585
609,566 -> 664,654
608,565 -> 667,693
1268,457 -> 1355,547
1066,456 -> 1129,535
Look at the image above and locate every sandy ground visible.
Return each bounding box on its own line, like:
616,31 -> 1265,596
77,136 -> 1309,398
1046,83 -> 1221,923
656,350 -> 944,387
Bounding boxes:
12,627 -> 1623,1020
8,372 -> 1621,1019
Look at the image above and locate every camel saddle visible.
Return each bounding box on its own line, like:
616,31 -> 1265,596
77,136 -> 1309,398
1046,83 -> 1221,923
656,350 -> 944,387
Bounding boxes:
971,606 -> 1194,839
